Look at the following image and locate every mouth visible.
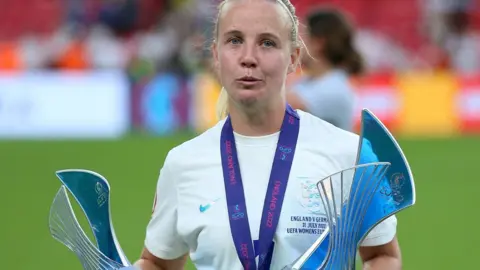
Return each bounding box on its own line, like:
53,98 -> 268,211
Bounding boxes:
236,76 -> 262,86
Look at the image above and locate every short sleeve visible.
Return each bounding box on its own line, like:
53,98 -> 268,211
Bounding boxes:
144,152 -> 189,259
357,139 -> 398,246
360,215 -> 397,246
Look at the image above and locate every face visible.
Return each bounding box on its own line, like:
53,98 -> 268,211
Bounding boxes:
213,0 -> 300,110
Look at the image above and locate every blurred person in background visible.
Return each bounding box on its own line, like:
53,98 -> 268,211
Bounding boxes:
98,0 -> 139,36
442,1 -> 480,74
287,8 -> 364,132
422,0 -> 479,73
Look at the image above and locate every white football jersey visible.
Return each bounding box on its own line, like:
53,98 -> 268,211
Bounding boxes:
144,110 -> 397,270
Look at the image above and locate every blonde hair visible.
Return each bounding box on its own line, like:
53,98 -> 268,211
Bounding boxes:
216,87 -> 230,119
213,0 -> 303,120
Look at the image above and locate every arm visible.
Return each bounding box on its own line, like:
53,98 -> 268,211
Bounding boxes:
134,151 -> 189,270
359,236 -> 402,270
132,248 -> 188,270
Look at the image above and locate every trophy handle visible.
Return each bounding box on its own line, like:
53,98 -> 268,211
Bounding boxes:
49,186 -> 127,269
49,169 -> 131,269
355,109 -> 416,241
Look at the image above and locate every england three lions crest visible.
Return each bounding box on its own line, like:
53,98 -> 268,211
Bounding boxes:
297,177 -> 327,215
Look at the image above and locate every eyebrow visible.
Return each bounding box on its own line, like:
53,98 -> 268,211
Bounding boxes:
222,29 -> 281,41
258,32 -> 281,42
223,30 -> 243,39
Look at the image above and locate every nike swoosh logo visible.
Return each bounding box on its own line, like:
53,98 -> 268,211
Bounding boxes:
199,198 -> 221,213
199,204 -> 211,212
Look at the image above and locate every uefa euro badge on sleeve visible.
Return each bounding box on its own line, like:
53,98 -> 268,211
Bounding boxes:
284,109 -> 416,270
48,169 -> 135,269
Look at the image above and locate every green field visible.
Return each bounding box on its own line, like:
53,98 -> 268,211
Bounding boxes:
1,135 -> 478,269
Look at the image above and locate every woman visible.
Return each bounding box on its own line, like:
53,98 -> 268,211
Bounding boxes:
133,0 -> 401,269
287,8 -> 364,132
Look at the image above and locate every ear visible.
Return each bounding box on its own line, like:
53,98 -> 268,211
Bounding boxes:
288,46 -> 301,74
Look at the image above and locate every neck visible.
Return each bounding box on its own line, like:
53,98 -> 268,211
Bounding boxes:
228,99 -> 286,136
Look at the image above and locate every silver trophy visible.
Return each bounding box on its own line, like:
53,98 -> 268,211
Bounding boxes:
285,109 -> 416,269
318,162 -> 391,269
48,169 -> 135,270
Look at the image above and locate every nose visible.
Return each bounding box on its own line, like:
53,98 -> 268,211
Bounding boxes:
240,45 -> 257,69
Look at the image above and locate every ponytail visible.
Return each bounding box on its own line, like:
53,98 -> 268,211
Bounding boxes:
306,8 -> 365,76
344,47 -> 365,76
216,87 -> 229,120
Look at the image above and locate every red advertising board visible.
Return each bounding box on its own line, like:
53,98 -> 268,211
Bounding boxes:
353,73 -> 400,134
457,75 -> 480,134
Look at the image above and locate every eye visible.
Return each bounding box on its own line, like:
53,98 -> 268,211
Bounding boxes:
227,37 -> 242,45
261,40 -> 276,48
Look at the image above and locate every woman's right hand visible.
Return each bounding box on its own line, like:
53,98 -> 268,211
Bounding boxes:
132,248 -> 188,270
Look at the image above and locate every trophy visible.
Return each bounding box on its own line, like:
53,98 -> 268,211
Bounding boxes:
48,169 -> 135,269
285,109 -> 416,270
